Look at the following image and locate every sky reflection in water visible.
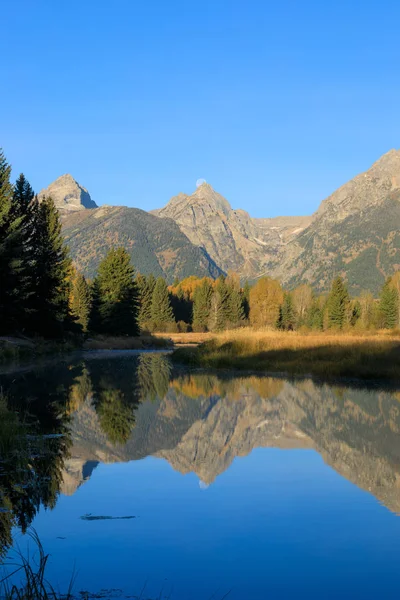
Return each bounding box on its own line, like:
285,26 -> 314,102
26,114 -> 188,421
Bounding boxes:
1,354 -> 400,600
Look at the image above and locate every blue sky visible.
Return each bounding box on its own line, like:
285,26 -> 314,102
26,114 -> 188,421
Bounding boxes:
2,0 -> 400,217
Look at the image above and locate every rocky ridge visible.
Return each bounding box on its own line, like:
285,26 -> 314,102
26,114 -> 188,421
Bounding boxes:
154,183 -> 311,278
39,174 -> 98,211
272,149 -> 400,292
42,149 -> 400,292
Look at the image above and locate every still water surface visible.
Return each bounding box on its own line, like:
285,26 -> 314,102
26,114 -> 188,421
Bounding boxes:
1,353 -> 400,599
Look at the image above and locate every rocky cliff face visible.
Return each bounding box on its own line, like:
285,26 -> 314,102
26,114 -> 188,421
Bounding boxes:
155,183 -> 311,278
38,174 -> 98,211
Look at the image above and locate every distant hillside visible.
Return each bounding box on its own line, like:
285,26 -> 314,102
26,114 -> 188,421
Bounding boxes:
61,205 -> 222,281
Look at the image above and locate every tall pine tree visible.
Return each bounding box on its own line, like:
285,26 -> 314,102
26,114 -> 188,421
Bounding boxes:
278,293 -> 296,330
192,279 -> 213,331
150,277 -> 174,331
12,173 -> 34,219
70,270 -> 92,332
208,276 -> 230,331
136,273 -> 156,329
326,276 -> 350,329
31,196 -> 71,337
90,248 -> 139,336
379,277 -> 399,329
0,151 -> 25,333
242,280 -> 251,320
12,173 -> 37,330
226,277 -> 244,327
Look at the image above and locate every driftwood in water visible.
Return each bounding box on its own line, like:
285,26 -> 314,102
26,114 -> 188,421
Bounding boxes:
80,514 -> 136,521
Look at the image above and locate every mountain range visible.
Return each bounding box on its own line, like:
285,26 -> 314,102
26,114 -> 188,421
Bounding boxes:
39,149 -> 400,292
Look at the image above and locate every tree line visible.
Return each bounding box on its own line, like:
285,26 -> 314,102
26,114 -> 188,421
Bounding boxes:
2,145 -> 400,339
139,271 -> 400,333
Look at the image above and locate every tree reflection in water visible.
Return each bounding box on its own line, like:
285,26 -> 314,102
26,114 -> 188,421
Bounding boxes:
2,353 -> 400,560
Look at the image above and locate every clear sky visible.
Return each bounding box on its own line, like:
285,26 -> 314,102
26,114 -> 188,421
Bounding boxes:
2,0 -> 400,217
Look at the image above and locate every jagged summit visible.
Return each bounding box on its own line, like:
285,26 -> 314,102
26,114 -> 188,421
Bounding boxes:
315,148 -> 400,221
157,182 -> 232,220
155,182 -> 309,276
373,148 -> 400,167
38,174 -> 98,211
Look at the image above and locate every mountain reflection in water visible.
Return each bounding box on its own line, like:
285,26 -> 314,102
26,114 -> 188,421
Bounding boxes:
1,353 -> 400,597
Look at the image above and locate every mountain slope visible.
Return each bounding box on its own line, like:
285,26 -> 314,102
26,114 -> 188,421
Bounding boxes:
61,205 -> 222,281
272,150 -> 400,293
156,150 -> 400,292
155,183 -> 311,277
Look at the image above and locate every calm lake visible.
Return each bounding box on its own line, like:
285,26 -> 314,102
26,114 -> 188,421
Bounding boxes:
1,353 -> 400,599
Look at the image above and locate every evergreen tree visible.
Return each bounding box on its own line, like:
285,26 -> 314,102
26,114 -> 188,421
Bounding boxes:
30,196 -> 72,336
390,271 -> 400,326
226,283 -> 244,327
278,293 -> 296,330
12,173 -> 34,219
326,276 -> 350,329
349,299 -> 362,327
170,284 -> 192,324
379,277 -> 399,329
150,277 -> 174,330
192,279 -> 213,331
242,280 -> 251,320
88,279 -> 102,333
70,271 -> 92,332
0,151 -> 25,333
137,273 -> 156,329
91,247 -> 139,335
12,174 -> 38,329
305,296 -> 325,330
208,276 -> 230,331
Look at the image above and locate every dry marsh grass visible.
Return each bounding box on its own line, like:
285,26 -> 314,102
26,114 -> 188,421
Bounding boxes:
153,332 -> 214,345
172,328 -> 400,380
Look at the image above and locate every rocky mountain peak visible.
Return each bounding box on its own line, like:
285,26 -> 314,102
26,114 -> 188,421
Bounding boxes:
314,149 -> 400,222
191,182 -> 232,215
372,148 -> 400,168
38,174 -> 98,211
158,183 -> 232,222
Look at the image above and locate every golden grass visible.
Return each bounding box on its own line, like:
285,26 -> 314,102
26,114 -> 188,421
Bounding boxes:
172,327 -> 400,381
152,332 -> 214,345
